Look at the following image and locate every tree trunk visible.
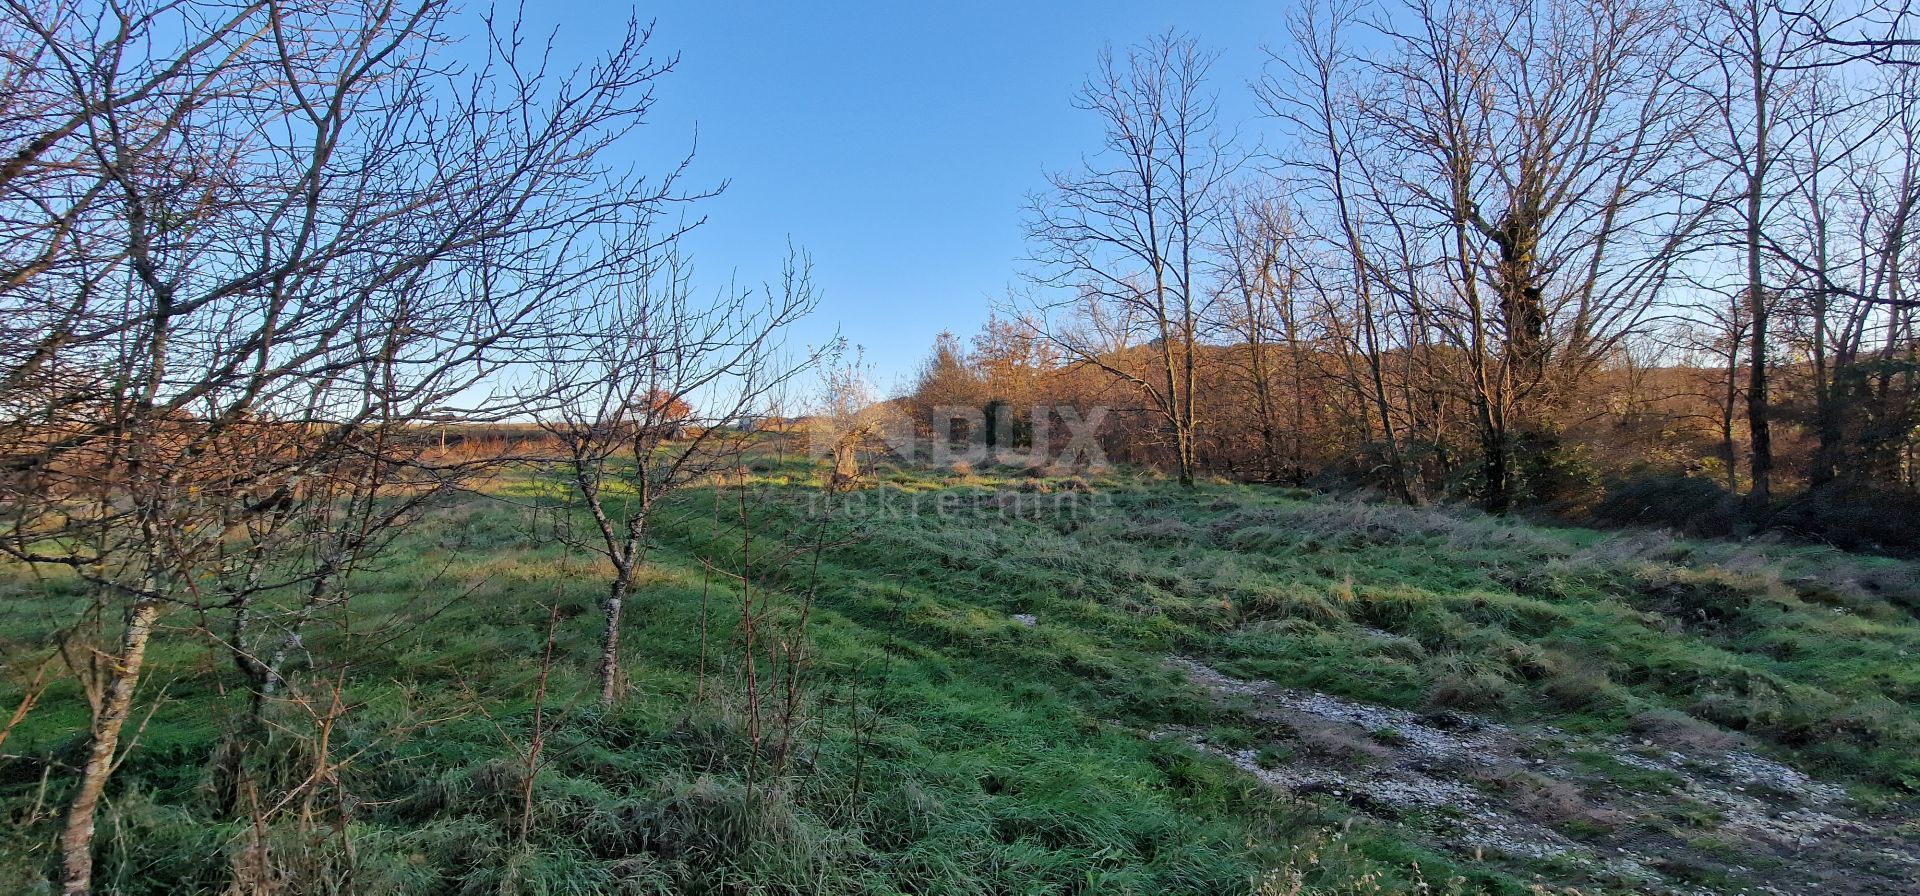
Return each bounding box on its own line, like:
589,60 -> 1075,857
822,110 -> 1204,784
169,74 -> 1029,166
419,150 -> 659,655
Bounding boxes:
61,598 -> 161,896
1722,358 -> 1742,493
830,433 -> 861,490
1744,14 -> 1773,508
1480,422 -> 1512,514
1175,426 -> 1196,486
1809,360 -> 1842,490
1745,276 -> 1772,506
597,578 -> 629,705
1244,290 -> 1282,481
1367,345 -> 1413,504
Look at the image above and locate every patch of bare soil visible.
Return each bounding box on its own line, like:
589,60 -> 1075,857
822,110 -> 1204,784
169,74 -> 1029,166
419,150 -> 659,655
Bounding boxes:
1163,657 -> 1920,895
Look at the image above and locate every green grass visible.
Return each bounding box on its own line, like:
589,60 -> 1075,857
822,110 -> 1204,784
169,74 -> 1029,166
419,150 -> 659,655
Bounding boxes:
2,454 -> 1917,894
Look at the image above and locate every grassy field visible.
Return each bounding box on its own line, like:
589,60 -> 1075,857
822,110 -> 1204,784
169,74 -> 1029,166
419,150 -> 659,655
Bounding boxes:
2,453 -> 1918,894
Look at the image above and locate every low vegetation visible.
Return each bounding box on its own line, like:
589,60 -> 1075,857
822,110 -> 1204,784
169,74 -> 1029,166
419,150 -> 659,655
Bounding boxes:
5,452 -> 1915,894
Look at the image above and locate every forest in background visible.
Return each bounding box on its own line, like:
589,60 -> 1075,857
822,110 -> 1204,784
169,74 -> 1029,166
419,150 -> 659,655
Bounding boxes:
894,0 -> 1920,551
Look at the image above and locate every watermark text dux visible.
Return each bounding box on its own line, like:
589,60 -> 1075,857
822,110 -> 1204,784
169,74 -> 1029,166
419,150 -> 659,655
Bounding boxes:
810,404 -> 1111,468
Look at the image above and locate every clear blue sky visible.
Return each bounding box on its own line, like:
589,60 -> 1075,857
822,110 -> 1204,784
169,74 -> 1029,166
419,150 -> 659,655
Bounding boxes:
541,2 -> 1286,392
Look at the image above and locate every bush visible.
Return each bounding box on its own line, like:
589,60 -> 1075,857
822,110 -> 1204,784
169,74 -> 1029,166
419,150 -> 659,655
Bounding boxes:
1592,474 -> 1738,536
1055,475 -> 1093,493
1514,430 -> 1603,509
1594,476 -> 1920,557
1763,485 -> 1920,554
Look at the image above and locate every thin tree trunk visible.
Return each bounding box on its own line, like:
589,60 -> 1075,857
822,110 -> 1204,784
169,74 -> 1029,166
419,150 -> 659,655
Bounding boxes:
1251,351 -> 1281,480
1479,415 -> 1512,514
1364,329 -> 1412,503
597,577 -> 629,705
1722,351 -> 1742,493
1244,263 -> 1282,481
1744,10 -> 1774,508
61,598 -> 161,896
1809,298 -> 1841,489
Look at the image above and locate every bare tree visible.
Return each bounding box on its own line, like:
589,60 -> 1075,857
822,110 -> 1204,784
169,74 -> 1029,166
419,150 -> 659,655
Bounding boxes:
534,245 -> 825,706
1257,0 -> 1419,500
1024,31 -> 1236,486
0,2 -> 699,891
1269,0 -> 1707,510
1691,0 -> 1830,504
1683,0 -> 1920,501
1781,0 -> 1920,66
1673,289 -> 1754,491
811,348 -> 894,489
1771,66 -> 1920,487
1216,190 -> 1318,482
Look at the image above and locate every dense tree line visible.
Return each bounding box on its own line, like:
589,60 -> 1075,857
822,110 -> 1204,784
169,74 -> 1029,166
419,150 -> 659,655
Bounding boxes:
907,0 -> 1920,538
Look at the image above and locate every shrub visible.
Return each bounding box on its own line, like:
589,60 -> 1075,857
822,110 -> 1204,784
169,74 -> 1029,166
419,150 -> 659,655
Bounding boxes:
1763,485 -> 1920,555
1542,665 -> 1626,713
1628,709 -> 1743,752
1594,477 -> 1920,557
1592,474 -> 1738,536
1424,668 -> 1517,711
1514,431 -> 1604,510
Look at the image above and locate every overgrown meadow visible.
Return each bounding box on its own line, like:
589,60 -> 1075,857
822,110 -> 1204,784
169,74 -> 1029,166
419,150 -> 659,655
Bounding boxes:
3,449 -> 1917,894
